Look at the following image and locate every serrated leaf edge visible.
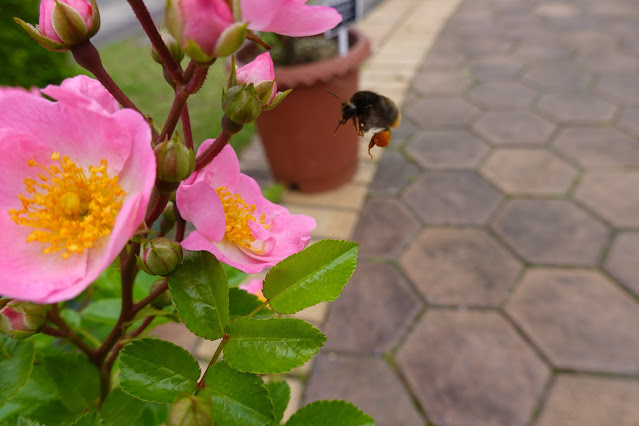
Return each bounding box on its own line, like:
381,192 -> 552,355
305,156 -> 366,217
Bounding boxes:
263,239 -> 359,313
169,252 -> 230,341
224,318 -> 326,374
203,362 -> 276,423
119,337 -> 201,403
285,399 -> 375,426
0,337 -> 36,408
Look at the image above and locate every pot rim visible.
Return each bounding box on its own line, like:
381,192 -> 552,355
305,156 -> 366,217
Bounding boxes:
272,28 -> 371,88
235,28 -> 371,89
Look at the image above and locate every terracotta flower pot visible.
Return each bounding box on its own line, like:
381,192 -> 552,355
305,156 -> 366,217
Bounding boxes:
239,29 -> 371,192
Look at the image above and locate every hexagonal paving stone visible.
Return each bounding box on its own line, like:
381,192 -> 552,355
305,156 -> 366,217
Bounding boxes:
350,198 -> 419,258
403,97 -> 479,128
405,130 -> 489,170
369,151 -> 419,195
559,30 -> 617,54
605,232 -> 639,297
537,93 -> 617,123
467,82 -> 537,108
462,36 -> 514,57
578,50 -> 639,73
553,127 -> 639,168
575,171 -> 639,227
472,110 -> 555,145
596,74 -> 639,106
402,171 -> 502,225
512,43 -> 572,64
411,70 -> 473,96
506,269 -> 639,373
617,108 -> 639,137
535,2 -> 581,18
399,228 -> 522,306
304,354 -> 424,426
491,199 -> 609,265
523,62 -> 593,91
322,262 -> 421,353
396,311 -> 549,426
537,375 -> 639,426
467,56 -> 522,81
480,149 -> 577,195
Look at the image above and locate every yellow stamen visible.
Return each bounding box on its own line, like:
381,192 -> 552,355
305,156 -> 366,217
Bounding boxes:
216,186 -> 268,249
9,152 -> 126,259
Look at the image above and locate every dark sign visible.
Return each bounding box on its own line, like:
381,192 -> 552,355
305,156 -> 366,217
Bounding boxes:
325,0 -> 360,38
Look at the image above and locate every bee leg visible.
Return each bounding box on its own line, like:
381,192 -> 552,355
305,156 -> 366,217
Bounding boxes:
334,119 -> 345,134
367,130 -> 392,159
352,117 -> 362,136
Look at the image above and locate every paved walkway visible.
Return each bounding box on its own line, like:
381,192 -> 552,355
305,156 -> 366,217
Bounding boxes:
154,0 -> 639,424
298,0 -> 639,425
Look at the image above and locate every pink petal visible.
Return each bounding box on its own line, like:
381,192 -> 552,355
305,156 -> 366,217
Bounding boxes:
0,94 -> 129,174
41,75 -> 120,114
177,180 -> 226,242
242,0 -> 342,36
236,52 -> 276,85
183,233 -> 272,274
110,108 -> 155,196
179,0 -> 234,55
239,279 -> 264,296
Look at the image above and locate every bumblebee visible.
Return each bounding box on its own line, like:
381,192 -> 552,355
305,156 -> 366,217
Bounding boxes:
331,90 -> 401,158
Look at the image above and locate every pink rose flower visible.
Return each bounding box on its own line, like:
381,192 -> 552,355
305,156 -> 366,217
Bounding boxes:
239,279 -> 265,301
0,82 -> 155,303
166,0 -> 247,62
242,0 -> 342,36
176,142 -> 315,273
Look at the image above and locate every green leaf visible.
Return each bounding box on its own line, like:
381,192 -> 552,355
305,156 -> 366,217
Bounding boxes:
200,362 -> 274,425
229,288 -> 273,319
19,400 -> 81,425
102,388 -> 167,426
43,353 -> 100,412
69,411 -> 107,426
119,338 -> 200,403
60,308 -> 82,331
262,240 -> 359,314
0,336 -> 35,408
133,271 -> 159,301
81,298 -> 121,324
169,251 -> 230,340
224,318 -> 326,374
223,263 -> 248,288
16,417 -> 44,426
285,400 -> 374,426
265,381 -> 290,425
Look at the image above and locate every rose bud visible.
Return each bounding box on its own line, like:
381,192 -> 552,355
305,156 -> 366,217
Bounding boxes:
151,28 -> 185,65
0,300 -> 49,340
154,134 -> 195,184
166,0 -> 246,63
137,237 -> 184,277
15,0 -> 100,52
222,84 -> 262,125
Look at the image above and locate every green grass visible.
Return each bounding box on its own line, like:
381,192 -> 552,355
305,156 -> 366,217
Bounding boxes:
76,35 -> 255,155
